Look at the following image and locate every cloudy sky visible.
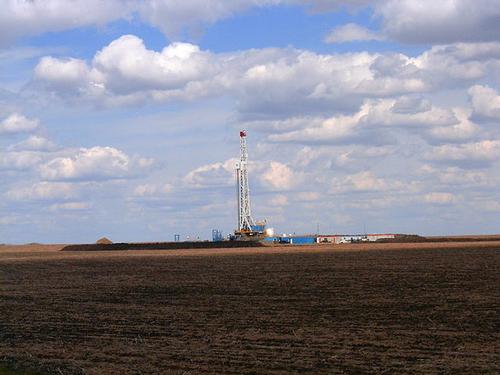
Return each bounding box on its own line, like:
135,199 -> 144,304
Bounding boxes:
1,0 -> 500,243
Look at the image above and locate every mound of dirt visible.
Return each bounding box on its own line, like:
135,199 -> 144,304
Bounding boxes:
96,237 -> 113,245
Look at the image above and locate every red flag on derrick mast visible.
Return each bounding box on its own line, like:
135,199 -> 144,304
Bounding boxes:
240,130 -> 246,137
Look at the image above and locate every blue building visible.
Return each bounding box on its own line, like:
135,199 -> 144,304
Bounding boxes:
263,235 -> 317,245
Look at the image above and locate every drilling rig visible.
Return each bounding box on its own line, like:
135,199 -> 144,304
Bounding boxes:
233,130 -> 267,240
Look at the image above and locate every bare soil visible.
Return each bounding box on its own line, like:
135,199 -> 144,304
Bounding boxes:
0,243 -> 499,374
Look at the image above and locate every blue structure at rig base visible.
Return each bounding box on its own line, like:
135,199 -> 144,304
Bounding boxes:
250,224 -> 266,232
263,235 -> 317,245
212,229 -> 224,242
289,236 -> 316,245
262,237 -> 279,243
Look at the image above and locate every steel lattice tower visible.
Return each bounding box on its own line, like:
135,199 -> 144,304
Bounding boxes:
236,130 -> 256,232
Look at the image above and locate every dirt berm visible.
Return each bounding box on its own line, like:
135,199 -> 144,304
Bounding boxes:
61,241 -> 264,251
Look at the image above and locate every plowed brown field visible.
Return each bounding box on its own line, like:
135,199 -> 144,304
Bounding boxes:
0,243 -> 499,374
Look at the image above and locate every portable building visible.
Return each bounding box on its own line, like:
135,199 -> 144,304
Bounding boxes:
366,234 -> 396,241
276,235 -> 317,245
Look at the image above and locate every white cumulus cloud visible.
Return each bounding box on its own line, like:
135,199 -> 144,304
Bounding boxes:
267,98 -> 478,146
92,35 -> 216,95
324,23 -> 384,44
2,0 -> 500,47
423,192 -> 459,205
39,146 -> 153,181
376,0 -> 500,44
0,113 -> 39,134
9,135 -> 58,152
0,151 -> 43,171
427,140 -> 500,168
183,158 -> 238,188
6,181 -> 77,201
0,0 -> 132,46
260,161 -> 296,190
331,171 -> 406,193
133,183 -> 172,197
49,201 -> 91,211
469,85 -> 500,121
31,36 -> 500,118
34,56 -> 90,92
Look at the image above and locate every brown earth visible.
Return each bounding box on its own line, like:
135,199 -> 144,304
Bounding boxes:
0,243 -> 499,374
95,237 -> 113,245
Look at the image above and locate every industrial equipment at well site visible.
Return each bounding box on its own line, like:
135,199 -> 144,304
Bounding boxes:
229,131 -> 396,244
233,131 -> 267,240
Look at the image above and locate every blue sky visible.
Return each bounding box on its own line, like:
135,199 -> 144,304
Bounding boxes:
1,0 -> 500,243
